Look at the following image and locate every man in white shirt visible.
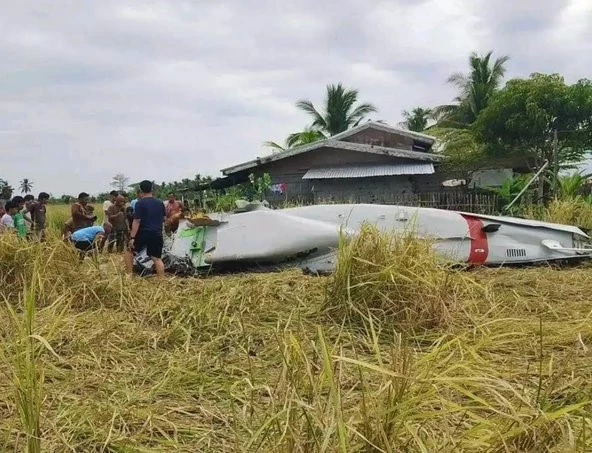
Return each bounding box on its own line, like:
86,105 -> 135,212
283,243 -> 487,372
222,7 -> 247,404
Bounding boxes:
103,191 -> 118,218
0,201 -> 16,231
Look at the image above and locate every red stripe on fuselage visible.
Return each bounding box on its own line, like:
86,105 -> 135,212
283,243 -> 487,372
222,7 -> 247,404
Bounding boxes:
461,215 -> 489,265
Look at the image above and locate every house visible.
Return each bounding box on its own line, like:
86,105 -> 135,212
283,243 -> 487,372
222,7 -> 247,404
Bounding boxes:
216,122 -> 453,204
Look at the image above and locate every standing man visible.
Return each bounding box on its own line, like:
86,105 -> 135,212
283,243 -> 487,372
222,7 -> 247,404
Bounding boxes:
106,194 -> 129,252
22,194 -> 34,231
164,192 -> 183,219
71,192 -> 96,231
103,191 -> 118,218
130,191 -> 141,213
125,180 -> 166,277
28,192 -> 50,241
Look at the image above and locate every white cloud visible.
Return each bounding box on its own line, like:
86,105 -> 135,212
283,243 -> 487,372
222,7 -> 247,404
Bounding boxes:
0,0 -> 587,195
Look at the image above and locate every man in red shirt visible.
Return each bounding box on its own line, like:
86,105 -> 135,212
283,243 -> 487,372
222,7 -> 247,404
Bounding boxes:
165,192 -> 183,219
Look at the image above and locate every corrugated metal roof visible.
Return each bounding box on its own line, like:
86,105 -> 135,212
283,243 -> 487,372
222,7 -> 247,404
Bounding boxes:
302,163 -> 435,179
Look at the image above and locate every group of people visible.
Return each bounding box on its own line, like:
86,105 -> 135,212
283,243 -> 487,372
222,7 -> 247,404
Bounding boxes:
1,180 -> 187,278
0,192 -> 50,240
64,180 -> 186,277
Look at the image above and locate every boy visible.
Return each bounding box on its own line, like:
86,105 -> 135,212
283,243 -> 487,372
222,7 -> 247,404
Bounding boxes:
11,196 -> 27,238
106,195 -> 129,252
28,192 -> 50,241
70,223 -> 112,257
0,201 -> 17,231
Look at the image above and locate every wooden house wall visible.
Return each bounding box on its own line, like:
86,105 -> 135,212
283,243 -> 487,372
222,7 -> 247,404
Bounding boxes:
340,128 -> 414,149
341,128 -> 432,152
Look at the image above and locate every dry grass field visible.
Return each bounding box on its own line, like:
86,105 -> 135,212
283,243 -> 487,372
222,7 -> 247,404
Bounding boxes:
1,203 -> 592,452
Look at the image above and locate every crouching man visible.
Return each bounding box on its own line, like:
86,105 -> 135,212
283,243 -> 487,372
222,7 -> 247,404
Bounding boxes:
70,223 -> 112,258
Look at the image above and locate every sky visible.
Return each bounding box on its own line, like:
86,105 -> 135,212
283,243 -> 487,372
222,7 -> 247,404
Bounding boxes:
1,0 -> 591,196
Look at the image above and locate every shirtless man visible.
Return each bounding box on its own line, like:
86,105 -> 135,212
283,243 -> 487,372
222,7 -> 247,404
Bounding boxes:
106,195 -> 129,252
165,192 -> 183,219
71,192 -> 97,231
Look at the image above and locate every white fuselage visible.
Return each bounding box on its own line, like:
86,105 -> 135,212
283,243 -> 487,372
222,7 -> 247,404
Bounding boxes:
161,204 -> 592,274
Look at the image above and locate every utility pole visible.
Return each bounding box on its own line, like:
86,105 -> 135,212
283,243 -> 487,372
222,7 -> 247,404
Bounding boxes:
552,128 -> 559,197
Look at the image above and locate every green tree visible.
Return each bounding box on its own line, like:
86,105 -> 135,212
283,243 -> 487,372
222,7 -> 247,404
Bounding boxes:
19,178 -> 33,194
474,73 -> 592,198
296,83 -> 377,136
399,107 -> 432,132
0,179 -> 13,200
434,51 -> 510,128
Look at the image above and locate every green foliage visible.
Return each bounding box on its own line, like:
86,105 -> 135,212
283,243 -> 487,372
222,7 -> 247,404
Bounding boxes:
400,107 -> 432,132
248,172 -> 272,201
431,51 -> 510,176
285,129 -> 325,148
475,74 -> 592,169
266,82 -> 377,150
523,198 -> 592,230
154,174 -> 213,200
296,82 -> 377,136
555,172 -> 590,200
434,51 -> 510,128
429,127 -> 486,174
264,128 -> 325,152
490,174 -> 533,209
0,178 -> 14,200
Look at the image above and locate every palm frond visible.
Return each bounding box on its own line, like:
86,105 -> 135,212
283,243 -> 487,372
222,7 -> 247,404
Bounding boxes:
349,103 -> 377,120
296,100 -> 327,130
263,141 -> 285,151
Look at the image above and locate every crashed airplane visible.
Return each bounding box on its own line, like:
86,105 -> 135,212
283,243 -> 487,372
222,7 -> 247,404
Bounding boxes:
133,203 -> 592,276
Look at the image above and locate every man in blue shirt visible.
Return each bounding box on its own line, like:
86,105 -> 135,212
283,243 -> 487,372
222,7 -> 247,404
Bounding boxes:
71,223 -> 112,256
125,180 -> 166,277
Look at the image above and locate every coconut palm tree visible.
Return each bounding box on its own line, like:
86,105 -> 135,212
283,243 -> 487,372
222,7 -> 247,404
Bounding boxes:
433,51 -> 510,128
295,83 -> 377,136
399,107 -> 432,132
264,128 -> 326,152
19,178 -> 33,194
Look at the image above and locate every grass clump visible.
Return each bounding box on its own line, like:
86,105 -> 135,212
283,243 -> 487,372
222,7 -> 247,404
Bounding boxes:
324,225 -> 476,331
523,198 -> 592,231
